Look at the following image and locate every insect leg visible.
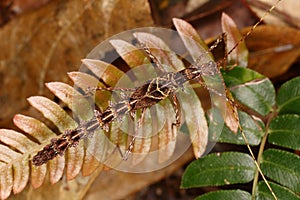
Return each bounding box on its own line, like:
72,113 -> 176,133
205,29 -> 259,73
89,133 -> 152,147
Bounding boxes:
121,108 -> 147,160
139,42 -> 167,74
194,33 -> 227,66
170,93 -> 181,136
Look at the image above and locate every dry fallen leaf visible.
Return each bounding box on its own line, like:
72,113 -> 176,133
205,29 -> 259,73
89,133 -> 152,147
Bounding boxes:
0,0 -> 152,128
248,0 -> 300,29
245,25 -> 300,78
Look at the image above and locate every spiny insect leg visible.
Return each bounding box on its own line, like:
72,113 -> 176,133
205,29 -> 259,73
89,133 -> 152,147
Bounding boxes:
210,33 -> 227,53
137,107 -> 147,128
120,136 -> 136,161
119,108 -> 147,160
170,93 -> 181,136
194,33 -> 226,66
139,42 -> 167,74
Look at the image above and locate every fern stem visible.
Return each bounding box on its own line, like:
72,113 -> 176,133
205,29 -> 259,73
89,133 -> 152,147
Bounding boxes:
251,125 -> 268,199
251,111 -> 277,200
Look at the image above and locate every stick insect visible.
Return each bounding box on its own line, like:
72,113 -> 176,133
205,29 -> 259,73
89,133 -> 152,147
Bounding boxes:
32,40 -> 223,166
32,1 -> 282,198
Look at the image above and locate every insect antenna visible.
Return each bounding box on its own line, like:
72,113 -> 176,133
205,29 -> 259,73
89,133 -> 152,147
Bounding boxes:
222,0 -> 283,65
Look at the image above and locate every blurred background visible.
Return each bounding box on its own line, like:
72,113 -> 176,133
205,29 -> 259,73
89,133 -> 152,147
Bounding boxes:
0,0 -> 299,199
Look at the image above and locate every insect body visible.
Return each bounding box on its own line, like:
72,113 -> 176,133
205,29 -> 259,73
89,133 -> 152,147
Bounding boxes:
129,66 -> 205,108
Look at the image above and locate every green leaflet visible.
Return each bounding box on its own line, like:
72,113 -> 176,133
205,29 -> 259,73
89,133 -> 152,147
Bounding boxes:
260,149 -> 300,193
268,114 -> 300,150
256,181 -> 300,200
212,110 -> 264,145
195,189 -> 251,200
277,77 -> 300,114
222,67 -> 275,116
181,152 -> 255,188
